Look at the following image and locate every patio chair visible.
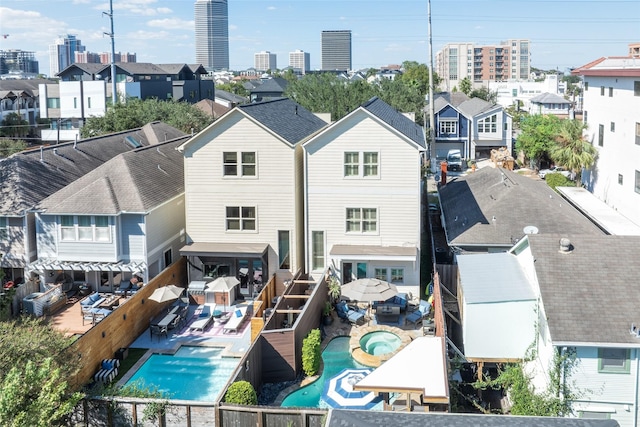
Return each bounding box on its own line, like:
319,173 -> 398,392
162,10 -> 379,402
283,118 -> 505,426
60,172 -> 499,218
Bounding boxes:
150,324 -> 168,340
336,302 -> 366,325
189,305 -> 213,331
80,292 -> 105,310
114,280 -> 132,297
405,300 -> 431,326
93,358 -> 120,385
223,305 -> 249,334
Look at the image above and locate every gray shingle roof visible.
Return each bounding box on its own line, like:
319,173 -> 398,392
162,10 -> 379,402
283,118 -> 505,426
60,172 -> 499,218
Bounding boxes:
528,234 -> 640,345
0,122 -> 185,215
431,92 -> 496,118
237,98 -> 327,145
327,409 -> 620,427
438,167 -> 603,249
35,136 -> 188,214
250,77 -> 289,93
360,97 -> 425,148
530,92 -> 572,104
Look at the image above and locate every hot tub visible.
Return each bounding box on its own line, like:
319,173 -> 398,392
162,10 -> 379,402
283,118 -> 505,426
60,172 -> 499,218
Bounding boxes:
359,331 -> 401,356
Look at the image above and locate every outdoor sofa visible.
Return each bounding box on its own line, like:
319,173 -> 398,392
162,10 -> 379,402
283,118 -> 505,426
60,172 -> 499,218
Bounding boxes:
372,293 -> 408,312
93,358 -> 120,385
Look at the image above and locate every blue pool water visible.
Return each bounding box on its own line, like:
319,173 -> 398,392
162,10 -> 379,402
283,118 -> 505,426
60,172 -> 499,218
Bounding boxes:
125,346 -> 240,402
280,336 -> 368,408
360,331 -> 401,356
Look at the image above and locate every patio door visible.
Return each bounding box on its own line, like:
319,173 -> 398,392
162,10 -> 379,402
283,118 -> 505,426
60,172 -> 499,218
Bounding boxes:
342,262 -> 367,283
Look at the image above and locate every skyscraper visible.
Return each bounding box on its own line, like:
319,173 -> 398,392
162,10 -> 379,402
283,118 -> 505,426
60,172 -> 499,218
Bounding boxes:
289,49 -> 310,74
49,34 -> 85,77
321,30 -> 351,71
0,50 -> 39,74
254,51 -> 277,72
195,0 -> 229,71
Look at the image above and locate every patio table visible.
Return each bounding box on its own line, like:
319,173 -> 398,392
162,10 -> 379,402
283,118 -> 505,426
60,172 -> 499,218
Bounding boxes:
152,313 -> 177,328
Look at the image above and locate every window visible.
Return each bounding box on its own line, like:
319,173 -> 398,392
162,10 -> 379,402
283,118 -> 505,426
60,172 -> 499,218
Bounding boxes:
225,206 -> 256,231
343,152 -> 379,178
598,124 -> 604,147
87,97 -> 91,108
598,348 -> 630,373
610,122 -> 615,132
346,208 -> 377,233
634,81 -> 640,96
223,152 -> 256,177
73,97 -> 77,109
608,87 -> 613,97
600,86 -> 605,96
579,411 -> 611,420
311,231 -> 324,271
440,120 -> 457,135
618,174 -> 623,185
223,152 -> 237,176
635,170 -> 640,194
241,152 -> 256,176
391,268 -> 404,284
478,114 -> 497,133
0,217 -> 6,240
95,216 -> 109,241
60,215 -> 75,241
636,122 -> 640,145
77,216 -> 92,241
163,248 -> 172,268
278,230 -> 290,269
374,268 -> 388,281
47,97 -> 60,108
584,82 -> 588,91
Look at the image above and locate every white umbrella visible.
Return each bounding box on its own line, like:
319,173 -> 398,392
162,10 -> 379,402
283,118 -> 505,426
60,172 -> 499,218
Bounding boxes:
322,368 -> 381,409
148,285 -> 184,303
206,276 -> 240,311
340,278 -> 398,302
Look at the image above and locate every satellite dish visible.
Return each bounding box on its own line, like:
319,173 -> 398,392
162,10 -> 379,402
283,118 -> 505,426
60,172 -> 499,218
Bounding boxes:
523,225 -> 539,235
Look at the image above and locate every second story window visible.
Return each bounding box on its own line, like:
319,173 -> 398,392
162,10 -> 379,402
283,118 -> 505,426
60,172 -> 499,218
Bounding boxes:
223,152 -> 257,177
59,215 -> 111,242
77,216 -> 92,241
60,215 -> 75,241
346,208 -> 377,233
439,120 -> 457,135
478,114 -> 497,133
226,206 -> 256,231
95,216 -> 110,242
0,217 -> 7,240
344,152 -> 379,178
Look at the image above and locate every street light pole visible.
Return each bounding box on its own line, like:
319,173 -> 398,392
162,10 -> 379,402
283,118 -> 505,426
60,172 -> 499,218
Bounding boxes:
103,0 -> 117,105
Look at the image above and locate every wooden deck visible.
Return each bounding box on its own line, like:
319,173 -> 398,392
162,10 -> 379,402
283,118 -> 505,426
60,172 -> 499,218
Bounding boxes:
46,295 -> 127,337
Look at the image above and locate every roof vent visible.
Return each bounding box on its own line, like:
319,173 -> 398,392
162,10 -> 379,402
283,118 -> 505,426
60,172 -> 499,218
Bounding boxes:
40,146 -> 44,162
53,148 -> 59,156
630,323 -> 640,338
559,238 -> 573,254
523,225 -> 539,235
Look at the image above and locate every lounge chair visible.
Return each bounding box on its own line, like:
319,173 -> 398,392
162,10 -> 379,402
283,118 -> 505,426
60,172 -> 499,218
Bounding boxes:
80,292 -> 105,310
93,358 -> 120,385
189,305 -> 213,331
336,302 -> 366,325
405,300 -> 431,326
223,305 -> 249,334
114,280 -> 132,296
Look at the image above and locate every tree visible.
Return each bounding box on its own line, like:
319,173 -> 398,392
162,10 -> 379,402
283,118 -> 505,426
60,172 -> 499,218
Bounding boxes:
0,138 -> 27,158
80,98 -> 212,138
377,78 -> 425,125
459,77 -> 472,96
550,119 -> 597,185
215,81 -> 249,97
0,113 -> 29,138
516,114 -> 562,169
400,60 -> 440,96
470,87 -> 498,104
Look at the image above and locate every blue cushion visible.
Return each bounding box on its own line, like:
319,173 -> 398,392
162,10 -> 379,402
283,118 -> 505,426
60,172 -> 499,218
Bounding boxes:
235,309 -> 242,318
90,293 -> 100,303
101,361 -> 113,370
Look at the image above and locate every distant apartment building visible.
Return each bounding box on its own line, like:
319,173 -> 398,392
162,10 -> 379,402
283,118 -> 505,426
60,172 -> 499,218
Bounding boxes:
49,34 -> 85,77
195,0 -> 229,71
0,49 -> 39,75
289,49 -> 310,74
75,51 -> 137,64
436,39 -> 531,92
321,30 -> 352,71
254,51 -> 277,72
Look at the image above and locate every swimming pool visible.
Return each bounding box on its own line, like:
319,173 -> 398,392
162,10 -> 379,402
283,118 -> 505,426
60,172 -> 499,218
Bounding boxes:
280,336 -> 381,409
124,346 -> 240,402
360,331 -> 401,356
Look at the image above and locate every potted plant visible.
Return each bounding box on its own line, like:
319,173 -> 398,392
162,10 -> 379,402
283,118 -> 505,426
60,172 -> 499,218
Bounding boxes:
327,276 -> 341,304
322,301 -> 333,326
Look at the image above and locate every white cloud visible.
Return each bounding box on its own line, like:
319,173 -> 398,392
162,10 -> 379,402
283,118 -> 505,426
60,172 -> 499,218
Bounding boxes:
267,6 -> 276,10
147,18 -> 193,30
124,29 -> 171,41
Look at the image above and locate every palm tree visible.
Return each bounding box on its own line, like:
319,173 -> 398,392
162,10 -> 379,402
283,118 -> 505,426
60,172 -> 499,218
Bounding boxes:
550,119 -> 597,186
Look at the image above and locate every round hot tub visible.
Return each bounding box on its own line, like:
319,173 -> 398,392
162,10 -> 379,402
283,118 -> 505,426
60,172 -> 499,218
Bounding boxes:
359,331 -> 401,356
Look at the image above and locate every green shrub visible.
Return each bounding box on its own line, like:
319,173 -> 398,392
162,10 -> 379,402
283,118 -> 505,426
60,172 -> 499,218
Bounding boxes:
224,381 -> 257,405
545,173 -> 573,190
301,329 -> 322,377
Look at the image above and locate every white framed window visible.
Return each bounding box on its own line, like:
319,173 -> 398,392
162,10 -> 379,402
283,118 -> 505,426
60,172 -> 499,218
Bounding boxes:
346,208 -> 377,233
344,151 -> 379,178
391,268 -> 404,284
374,268 -> 388,281
439,120 -> 457,135
77,216 -> 92,241
226,206 -> 256,231
0,217 -> 7,240
60,215 -> 75,241
311,231 -> 325,271
598,348 -> 630,373
223,151 -> 256,177
94,216 -> 110,242
478,114 -> 497,133
60,215 -> 111,242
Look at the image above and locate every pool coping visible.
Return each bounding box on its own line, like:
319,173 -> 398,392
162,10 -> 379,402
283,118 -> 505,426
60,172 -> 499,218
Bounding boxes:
349,325 -> 413,368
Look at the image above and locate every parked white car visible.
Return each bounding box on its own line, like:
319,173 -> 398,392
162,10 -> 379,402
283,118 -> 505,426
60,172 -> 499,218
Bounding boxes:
539,166 -> 572,179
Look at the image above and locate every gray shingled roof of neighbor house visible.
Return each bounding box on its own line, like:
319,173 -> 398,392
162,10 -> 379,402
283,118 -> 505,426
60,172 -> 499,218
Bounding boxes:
35,135 -> 189,215
438,167 -> 603,249
360,97 -> 425,148
530,92 -> 572,104
527,234 -> 640,346
0,122 -> 186,215
237,97 -> 327,145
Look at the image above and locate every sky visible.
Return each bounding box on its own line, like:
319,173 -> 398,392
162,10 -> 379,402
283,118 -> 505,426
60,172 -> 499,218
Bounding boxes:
0,0 -> 638,77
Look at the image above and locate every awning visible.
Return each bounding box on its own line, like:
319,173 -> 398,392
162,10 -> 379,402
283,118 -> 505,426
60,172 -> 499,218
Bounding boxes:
330,245 -> 418,262
180,242 -> 269,257
27,259 -> 146,274
353,336 -> 449,403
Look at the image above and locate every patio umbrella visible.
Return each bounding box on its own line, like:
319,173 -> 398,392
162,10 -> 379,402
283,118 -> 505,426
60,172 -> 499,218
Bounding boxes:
322,368 -> 381,409
206,276 -> 240,311
340,278 -> 398,324
148,285 -> 184,303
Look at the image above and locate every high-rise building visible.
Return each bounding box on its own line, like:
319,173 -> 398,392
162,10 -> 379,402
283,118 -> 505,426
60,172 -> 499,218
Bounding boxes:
49,34 -> 86,77
289,49 -> 310,74
75,51 -> 137,64
254,51 -> 277,72
436,39 -> 531,91
321,30 -> 352,71
0,50 -> 39,74
195,0 -> 229,71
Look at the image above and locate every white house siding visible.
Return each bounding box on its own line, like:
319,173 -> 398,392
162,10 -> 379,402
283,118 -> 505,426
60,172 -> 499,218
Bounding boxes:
145,194 -> 186,274
1,217 -> 26,264
305,112 -> 421,287
462,300 -> 537,360
59,81 -> 107,119
582,75 -> 640,227
119,214 -> 145,262
183,112 -> 299,271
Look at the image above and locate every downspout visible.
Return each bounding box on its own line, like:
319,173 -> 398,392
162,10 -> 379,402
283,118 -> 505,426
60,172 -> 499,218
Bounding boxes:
634,349 -> 639,427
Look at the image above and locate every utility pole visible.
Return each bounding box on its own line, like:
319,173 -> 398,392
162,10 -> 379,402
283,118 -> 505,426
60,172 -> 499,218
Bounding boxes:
103,0 -> 117,105
427,0 -> 436,167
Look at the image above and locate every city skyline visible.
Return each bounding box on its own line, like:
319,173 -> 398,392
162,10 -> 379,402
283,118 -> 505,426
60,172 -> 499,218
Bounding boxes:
0,0 -> 638,76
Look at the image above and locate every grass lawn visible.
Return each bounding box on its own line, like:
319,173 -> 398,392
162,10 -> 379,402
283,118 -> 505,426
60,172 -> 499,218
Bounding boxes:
113,348 -> 148,383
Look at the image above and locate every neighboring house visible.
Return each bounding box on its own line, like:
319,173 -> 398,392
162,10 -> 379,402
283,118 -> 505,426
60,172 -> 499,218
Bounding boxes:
515,234 -> 640,427
438,167 -> 603,254
572,55 -> 640,227
30,135 -> 189,291
303,97 -> 425,297
488,74 -> 564,109
0,121 -> 185,285
528,92 -> 573,116
38,62 -> 213,142
249,77 -> 289,103
430,92 -> 513,160
178,98 -> 327,297
0,79 -> 54,129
